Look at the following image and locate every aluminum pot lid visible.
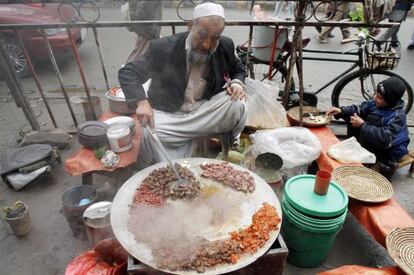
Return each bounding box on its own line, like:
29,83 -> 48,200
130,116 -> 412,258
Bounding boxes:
83,201 -> 112,220
77,121 -> 108,137
283,174 -> 348,218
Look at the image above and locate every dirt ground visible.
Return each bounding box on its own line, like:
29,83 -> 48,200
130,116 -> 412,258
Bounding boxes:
0,6 -> 413,275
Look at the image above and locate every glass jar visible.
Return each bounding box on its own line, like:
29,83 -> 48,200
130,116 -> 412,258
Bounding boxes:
106,123 -> 132,153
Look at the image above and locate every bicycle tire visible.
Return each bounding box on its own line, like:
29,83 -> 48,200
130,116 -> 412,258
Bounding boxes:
57,2 -> 79,23
176,0 -> 195,21
331,69 -> 413,114
79,1 -> 100,23
295,1 -> 313,22
313,1 -> 336,22
248,59 -> 295,92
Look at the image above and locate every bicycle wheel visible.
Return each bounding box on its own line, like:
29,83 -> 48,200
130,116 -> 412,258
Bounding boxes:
57,2 -> 79,23
295,1 -> 314,21
176,0 -> 195,21
79,1 -> 100,23
313,1 -> 336,22
247,59 -> 295,93
331,69 -> 413,114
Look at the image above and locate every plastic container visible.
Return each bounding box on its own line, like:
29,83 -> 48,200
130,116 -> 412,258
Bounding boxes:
107,124 -> 132,153
281,174 -> 348,267
314,170 -> 332,195
83,201 -> 114,248
61,185 -> 98,239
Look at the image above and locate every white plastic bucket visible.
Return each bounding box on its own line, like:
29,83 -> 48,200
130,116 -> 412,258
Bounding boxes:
252,26 -> 291,62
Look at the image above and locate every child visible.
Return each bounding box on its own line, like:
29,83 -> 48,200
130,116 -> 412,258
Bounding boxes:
326,76 -> 410,179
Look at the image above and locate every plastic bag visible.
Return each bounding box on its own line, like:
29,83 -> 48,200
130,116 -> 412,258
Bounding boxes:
6,165 -> 50,191
245,78 -> 289,129
327,137 -> 376,164
65,238 -> 127,275
250,127 -> 322,169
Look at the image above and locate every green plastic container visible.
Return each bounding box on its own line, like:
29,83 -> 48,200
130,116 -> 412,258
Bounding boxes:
281,174 -> 348,268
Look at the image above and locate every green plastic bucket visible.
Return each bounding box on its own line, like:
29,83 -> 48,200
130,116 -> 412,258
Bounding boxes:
281,174 -> 348,268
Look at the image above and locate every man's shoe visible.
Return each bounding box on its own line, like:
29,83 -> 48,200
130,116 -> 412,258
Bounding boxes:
327,33 -> 335,38
316,36 -> 328,43
378,162 -> 397,180
408,44 -> 414,50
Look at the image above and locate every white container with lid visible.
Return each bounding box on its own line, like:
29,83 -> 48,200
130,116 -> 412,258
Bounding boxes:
106,123 -> 132,153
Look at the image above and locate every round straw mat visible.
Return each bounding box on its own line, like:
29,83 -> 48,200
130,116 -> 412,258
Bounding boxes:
332,165 -> 393,203
386,227 -> 414,275
287,106 -> 331,127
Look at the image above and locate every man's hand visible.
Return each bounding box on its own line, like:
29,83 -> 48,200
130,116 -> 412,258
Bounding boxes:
136,99 -> 154,128
350,113 -> 364,128
226,84 -> 246,101
326,107 -> 341,116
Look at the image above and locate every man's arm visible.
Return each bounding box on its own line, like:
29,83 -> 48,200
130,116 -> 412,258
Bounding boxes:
227,39 -> 246,83
118,45 -> 154,107
118,43 -> 155,126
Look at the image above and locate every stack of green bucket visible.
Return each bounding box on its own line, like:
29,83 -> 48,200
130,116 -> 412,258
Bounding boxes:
281,174 -> 348,268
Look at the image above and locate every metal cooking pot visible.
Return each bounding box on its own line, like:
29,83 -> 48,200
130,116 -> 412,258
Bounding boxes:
105,91 -> 135,115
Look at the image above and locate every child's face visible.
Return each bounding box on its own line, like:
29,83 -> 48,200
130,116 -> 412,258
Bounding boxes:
374,92 -> 388,108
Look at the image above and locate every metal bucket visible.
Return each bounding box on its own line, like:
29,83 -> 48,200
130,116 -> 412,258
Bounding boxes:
61,185 -> 98,239
252,26 -> 291,62
83,201 -> 114,248
4,201 -> 32,237
82,96 -> 102,121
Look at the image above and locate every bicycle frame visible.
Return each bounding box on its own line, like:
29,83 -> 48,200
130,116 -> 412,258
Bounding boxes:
302,46 -> 364,95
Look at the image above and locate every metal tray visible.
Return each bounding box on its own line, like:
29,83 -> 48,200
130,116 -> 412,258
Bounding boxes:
111,158 -> 282,275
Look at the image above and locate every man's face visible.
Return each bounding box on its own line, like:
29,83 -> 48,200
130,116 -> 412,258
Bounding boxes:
190,16 -> 225,55
374,92 -> 388,108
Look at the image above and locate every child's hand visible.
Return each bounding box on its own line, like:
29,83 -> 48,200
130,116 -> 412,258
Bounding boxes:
326,107 -> 341,116
350,113 -> 364,128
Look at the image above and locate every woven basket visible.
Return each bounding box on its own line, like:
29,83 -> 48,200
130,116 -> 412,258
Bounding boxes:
386,227 -> 414,275
287,106 -> 331,127
332,165 -> 393,203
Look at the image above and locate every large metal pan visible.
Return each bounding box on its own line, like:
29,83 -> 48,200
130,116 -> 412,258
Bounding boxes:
111,158 -> 282,274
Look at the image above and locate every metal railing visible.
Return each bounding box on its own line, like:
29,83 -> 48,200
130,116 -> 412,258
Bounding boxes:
0,18 -> 398,131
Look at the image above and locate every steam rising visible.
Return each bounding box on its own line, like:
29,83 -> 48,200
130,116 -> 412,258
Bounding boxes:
127,184 -> 249,267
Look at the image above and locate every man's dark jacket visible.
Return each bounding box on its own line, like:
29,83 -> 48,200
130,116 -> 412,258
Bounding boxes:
118,31 -> 246,113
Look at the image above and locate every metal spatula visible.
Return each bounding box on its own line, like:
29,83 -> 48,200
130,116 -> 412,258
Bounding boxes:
145,124 -> 185,186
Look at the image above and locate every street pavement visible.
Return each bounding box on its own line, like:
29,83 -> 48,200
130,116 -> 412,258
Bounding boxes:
0,6 -> 413,275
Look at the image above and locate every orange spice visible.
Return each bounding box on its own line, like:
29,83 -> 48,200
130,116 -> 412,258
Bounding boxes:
230,203 -> 281,257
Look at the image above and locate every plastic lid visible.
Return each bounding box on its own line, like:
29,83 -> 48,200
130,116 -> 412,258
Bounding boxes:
77,121 -> 108,137
284,174 -> 348,218
107,123 -> 129,134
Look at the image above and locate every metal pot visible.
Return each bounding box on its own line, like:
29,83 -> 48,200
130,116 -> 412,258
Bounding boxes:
105,91 -> 135,115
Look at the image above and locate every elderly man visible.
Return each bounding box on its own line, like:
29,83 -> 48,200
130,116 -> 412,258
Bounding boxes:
119,2 -> 247,167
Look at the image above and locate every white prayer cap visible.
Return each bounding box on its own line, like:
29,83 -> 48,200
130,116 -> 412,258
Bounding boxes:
193,2 -> 225,20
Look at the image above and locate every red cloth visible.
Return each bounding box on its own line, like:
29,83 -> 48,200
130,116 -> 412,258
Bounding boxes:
65,239 -> 128,275
308,126 -> 414,247
65,111 -> 142,176
317,265 -> 405,275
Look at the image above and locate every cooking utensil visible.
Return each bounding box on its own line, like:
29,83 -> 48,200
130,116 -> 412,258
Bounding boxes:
111,158 -> 282,275
255,153 -> 283,171
145,125 -> 185,186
